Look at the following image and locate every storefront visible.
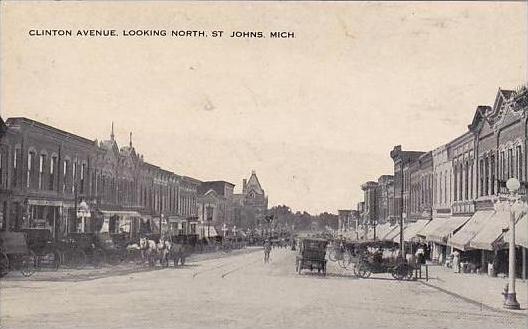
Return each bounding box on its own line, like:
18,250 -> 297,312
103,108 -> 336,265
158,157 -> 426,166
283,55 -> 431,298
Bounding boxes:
99,210 -> 142,238
421,216 -> 470,263
469,210 -> 518,275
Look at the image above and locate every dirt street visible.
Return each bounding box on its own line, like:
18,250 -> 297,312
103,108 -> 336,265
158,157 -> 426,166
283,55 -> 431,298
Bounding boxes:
1,248 -> 526,329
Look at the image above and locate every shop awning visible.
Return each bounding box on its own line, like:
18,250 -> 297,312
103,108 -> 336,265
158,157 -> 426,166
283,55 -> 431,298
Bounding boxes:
100,210 -> 141,217
426,216 -> 471,245
469,211 -> 511,251
402,220 -> 430,242
504,214 -> 528,249
385,224 -> 406,242
449,211 -> 494,251
373,223 -> 393,240
379,225 -> 399,241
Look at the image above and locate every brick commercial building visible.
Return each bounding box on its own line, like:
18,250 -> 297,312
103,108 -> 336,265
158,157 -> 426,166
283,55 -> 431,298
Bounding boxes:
0,117 -> 200,240
356,85 -> 528,279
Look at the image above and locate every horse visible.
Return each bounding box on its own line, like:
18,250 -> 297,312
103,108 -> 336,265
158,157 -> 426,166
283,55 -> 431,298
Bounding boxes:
168,238 -> 187,266
157,237 -> 171,267
139,237 -> 158,266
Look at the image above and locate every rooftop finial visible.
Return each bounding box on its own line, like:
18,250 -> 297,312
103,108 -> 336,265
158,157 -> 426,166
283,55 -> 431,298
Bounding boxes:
129,131 -> 133,147
251,170 -> 256,175
111,122 -> 115,141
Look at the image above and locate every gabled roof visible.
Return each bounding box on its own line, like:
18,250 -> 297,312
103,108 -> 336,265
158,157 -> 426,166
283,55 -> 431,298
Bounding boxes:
0,116 -> 7,138
468,105 -> 491,131
246,171 -> 264,195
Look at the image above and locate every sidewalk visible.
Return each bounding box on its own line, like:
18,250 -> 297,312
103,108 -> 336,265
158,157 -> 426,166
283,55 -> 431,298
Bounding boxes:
419,264 -> 528,316
1,246 -> 262,282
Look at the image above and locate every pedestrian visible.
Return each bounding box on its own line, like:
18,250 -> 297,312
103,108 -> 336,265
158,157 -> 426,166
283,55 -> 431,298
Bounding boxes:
415,245 -> 425,265
264,239 -> 272,263
452,250 -> 460,273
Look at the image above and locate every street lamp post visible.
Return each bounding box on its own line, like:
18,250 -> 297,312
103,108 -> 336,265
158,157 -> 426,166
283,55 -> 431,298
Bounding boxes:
498,178 -> 523,309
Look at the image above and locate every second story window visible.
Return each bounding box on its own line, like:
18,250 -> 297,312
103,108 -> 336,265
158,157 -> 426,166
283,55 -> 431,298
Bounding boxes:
38,154 -> 46,190
63,160 -> 69,193
72,162 -> 77,194
0,151 -> 3,188
49,156 -> 57,191
80,163 -> 85,194
27,151 -> 35,188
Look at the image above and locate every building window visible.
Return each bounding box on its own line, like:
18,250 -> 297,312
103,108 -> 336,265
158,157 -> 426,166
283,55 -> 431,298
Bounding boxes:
12,149 -> 19,187
500,151 -> 505,180
453,165 -> 458,201
63,160 -> 69,193
49,156 -> 56,191
508,149 -> 513,179
38,154 -> 45,190
0,151 -> 3,188
490,155 -> 496,195
464,162 -> 469,200
516,146 -> 523,181
72,162 -> 77,194
480,159 -> 484,197
80,163 -> 85,194
27,151 -> 35,188
484,157 -> 490,196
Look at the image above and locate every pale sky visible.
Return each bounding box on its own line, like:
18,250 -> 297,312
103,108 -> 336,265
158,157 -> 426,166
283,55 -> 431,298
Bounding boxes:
1,2 -> 527,214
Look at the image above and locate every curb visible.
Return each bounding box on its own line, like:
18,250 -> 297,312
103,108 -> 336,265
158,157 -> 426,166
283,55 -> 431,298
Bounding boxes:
418,280 -> 528,317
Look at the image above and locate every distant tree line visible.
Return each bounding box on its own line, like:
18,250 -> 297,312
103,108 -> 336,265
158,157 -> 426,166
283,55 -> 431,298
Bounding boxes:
266,205 -> 338,232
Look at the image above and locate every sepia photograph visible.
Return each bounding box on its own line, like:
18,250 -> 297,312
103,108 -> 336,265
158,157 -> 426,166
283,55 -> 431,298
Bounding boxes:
0,1 -> 527,328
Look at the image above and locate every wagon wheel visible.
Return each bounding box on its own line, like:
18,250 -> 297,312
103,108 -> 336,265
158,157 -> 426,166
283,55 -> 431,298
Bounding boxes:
355,262 -> 371,279
0,252 -> 9,277
338,251 -> 352,269
36,249 -> 61,271
328,249 -> 337,262
20,250 -> 37,277
392,263 -> 410,281
91,248 -> 106,268
62,249 -> 87,269
106,250 -> 123,266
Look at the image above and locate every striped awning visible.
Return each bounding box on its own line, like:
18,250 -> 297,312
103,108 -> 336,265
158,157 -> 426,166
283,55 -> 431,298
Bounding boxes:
449,211 -> 494,251
504,214 -> 528,249
426,216 -> 471,245
469,211 -> 511,250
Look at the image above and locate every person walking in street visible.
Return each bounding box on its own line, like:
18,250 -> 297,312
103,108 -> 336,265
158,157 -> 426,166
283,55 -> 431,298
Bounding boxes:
452,250 -> 461,273
264,239 -> 272,263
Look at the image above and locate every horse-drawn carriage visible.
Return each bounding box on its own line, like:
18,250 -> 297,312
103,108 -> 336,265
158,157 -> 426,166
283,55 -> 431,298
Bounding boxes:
57,233 -> 106,268
21,228 -> 61,271
0,231 -> 36,277
353,240 -> 414,280
295,237 -> 328,275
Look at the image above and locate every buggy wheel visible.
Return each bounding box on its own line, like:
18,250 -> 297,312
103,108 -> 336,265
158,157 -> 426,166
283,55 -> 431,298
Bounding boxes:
328,249 -> 337,262
0,252 -> 9,277
91,248 -> 106,268
355,262 -> 371,279
392,263 -> 410,281
36,249 -> 61,271
337,253 -> 351,269
21,250 -> 36,277
62,249 -> 87,269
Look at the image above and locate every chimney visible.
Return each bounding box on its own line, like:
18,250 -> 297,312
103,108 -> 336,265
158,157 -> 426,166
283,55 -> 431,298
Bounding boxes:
243,179 -> 247,194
